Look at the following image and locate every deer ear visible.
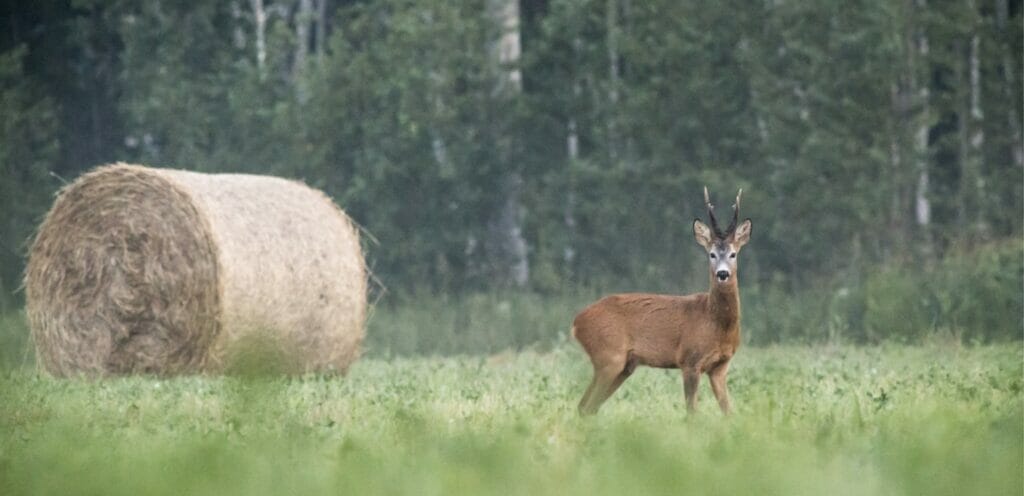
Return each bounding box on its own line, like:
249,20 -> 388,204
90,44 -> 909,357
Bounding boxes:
733,218 -> 752,247
693,219 -> 714,250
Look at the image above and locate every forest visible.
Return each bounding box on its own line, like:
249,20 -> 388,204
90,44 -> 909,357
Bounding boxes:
1,0 -> 1022,344
1,4 -> 1022,494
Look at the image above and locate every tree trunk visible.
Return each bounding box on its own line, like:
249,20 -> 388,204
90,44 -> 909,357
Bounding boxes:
231,2 -> 247,50
606,0 -> 621,163
564,120 -> 578,268
996,0 -> 1023,168
565,35 -> 581,268
488,174 -> 530,287
964,27 -> 986,234
293,0 -> 313,102
912,0 -> 930,232
889,81 -> 906,257
564,38 -> 582,268
493,0 -> 522,93
903,0 -> 931,255
250,0 -> 267,78
486,0 -> 529,287
430,70 -> 451,174
957,34 -> 983,233
315,0 -> 326,65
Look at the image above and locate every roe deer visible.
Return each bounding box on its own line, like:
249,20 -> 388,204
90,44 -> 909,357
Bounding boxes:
572,187 -> 752,416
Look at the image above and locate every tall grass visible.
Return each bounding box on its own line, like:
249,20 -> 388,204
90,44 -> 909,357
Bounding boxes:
0,311 -> 30,369
1,345 -> 1020,496
2,241 -> 1019,368
365,291 -> 599,357
362,242 -> 1022,356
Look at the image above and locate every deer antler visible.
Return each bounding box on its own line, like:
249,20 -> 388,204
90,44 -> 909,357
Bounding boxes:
705,187 -> 743,238
704,186 -> 724,238
725,188 -> 742,236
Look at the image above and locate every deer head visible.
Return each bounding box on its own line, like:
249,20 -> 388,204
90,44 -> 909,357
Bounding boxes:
693,187 -> 752,284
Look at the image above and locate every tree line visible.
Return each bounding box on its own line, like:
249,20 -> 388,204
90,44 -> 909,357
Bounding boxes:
1,0 -> 1021,318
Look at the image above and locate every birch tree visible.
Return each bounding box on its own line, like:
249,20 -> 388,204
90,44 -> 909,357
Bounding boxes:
911,0 -> 931,241
957,1 -> 985,233
996,0 -> 1023,168
486,0 -> 529,287
250,0 -> 267,78
293,0 -> 313,102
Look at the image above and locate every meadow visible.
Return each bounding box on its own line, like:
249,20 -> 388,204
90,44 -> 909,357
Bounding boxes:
1,338 -> 1020,496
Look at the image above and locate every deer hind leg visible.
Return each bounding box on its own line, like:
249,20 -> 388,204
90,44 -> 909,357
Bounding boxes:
578,354 -> 636,416
577,375 -> 600,414
708,360 -> 732,415
682,368 -> 701,413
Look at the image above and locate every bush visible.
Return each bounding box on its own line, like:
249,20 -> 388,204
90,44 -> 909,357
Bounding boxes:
0,311 -> 32,369
726,239 -> 1021,345
863,268 -> 937,342
862,240 -> 1023,343
932,240 -> 1024,342
365,291 -> 598,357
743,283 -> 831,345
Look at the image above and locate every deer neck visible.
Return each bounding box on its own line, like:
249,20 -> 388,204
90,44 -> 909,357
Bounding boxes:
707,278 -> 741,331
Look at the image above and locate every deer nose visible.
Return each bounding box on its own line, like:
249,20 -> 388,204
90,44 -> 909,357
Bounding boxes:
716,270 -> 730,281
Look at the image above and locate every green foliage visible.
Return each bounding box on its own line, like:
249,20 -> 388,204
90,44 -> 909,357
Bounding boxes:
738,241 -> 1022,345
872,238 -> 1024,340
0,312 -> 31,370
1,236 -> 1017,372
927,240 -> 1024,341
364,241 -> 1023,358
1,0 -> 1022,303
366,291 -> 597,357
865,268 -> 937,342
863,240 -> 1024,343
0,46 -> 59,310
743,283 -> 834,344
1,345 -> 1020,495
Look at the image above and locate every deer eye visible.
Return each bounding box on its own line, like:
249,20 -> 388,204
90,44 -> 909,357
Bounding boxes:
730,253 -> 736,259
709,253 -> 717,259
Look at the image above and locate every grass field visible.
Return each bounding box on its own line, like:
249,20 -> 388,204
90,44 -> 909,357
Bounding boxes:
1,343 -> 1020,496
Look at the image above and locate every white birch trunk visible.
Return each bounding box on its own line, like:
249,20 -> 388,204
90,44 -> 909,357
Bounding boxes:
430,72 -> 451,173
293,0 -> 313,102
996,0 -> 1023,168
250,0 -> 267,77
493,0 -> 522,93
968,33 -> 984,226
958,25 -> 985,232
564,36 -> 582,266
232,2 -> 247,50
890,82 -> 905,248
966,2 -> 986,231
912,0 -> 930,229
487,0 -> 529,287
606,0 -> 621,162
315,0 -> 326,65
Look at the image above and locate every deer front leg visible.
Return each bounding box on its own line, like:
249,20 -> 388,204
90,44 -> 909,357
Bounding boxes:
682,369 -> 701,413
708,361 -> 732,415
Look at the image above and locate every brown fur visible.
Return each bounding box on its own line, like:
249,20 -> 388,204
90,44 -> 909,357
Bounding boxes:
573,189 -> 750,415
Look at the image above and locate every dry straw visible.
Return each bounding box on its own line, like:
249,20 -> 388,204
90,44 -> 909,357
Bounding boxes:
25,163 -> 366,377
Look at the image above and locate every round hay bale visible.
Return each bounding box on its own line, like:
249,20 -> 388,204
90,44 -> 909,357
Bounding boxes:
25,163 -> 366,377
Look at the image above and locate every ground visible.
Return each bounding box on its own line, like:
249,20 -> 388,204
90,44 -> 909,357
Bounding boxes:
1,344 -> 1021,496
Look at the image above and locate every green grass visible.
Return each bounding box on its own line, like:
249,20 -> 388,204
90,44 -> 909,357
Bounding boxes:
1,344 -> 1020,496
364,291 -> 599,357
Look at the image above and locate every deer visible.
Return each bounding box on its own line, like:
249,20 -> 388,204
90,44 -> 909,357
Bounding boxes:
572,187 -> 752,416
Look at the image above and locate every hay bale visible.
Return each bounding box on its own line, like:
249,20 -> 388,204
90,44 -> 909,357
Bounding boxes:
25,163 -> 366,377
